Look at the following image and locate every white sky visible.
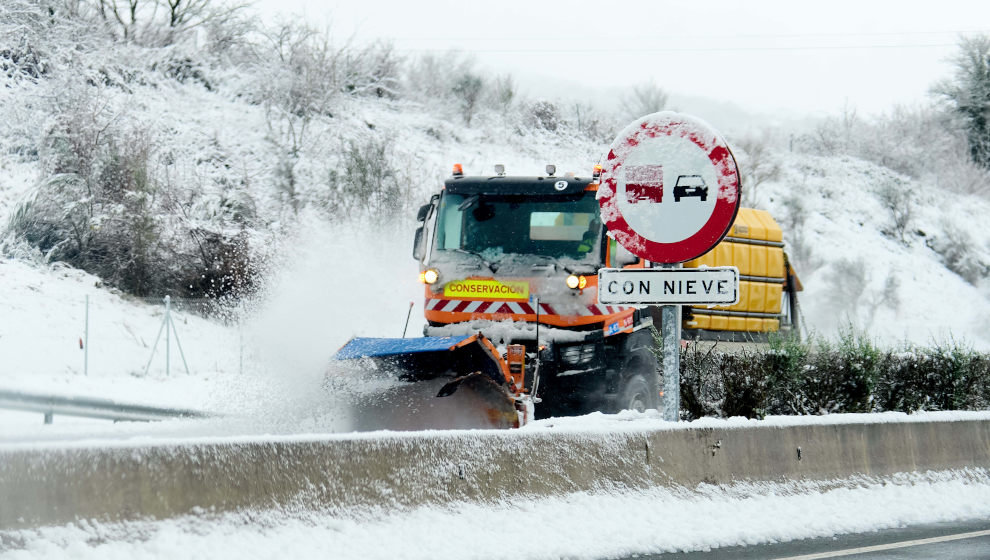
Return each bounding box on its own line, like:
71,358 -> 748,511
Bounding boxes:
253,0 -> 990,119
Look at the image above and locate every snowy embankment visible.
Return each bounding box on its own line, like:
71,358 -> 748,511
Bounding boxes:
756,152 -> 990,347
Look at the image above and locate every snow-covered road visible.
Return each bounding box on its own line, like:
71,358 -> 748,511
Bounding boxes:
4,470 -> 990,560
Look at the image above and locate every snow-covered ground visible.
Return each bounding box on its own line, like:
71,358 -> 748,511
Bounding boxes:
3,10 -> 990,557
3,41 -> 990,428
3,468 -> 990,560
757,153 -> 990,346
0,216 -> 430,437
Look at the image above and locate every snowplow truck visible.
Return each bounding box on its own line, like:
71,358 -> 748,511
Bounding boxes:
334,165 -> 800,430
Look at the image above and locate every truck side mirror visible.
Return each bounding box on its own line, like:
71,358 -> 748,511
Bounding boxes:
413,226 -> 426,260
416,203 -> 431,222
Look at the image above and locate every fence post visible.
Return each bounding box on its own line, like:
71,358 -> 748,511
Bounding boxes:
239,325 -> 244,376
144,295 -> 190,377
165,296 -> 171,376
84,295 -> 89,377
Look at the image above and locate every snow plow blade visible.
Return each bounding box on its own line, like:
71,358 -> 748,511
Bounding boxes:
331,334 -> 520,431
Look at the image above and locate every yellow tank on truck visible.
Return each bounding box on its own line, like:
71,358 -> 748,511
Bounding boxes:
683,208 -> 800,335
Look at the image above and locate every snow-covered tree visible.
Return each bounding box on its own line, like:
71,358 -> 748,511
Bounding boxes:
935,34 -> 990,170
619,81 -> 668,121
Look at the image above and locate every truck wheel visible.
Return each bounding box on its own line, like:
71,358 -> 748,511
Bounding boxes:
616,374 -> 653,413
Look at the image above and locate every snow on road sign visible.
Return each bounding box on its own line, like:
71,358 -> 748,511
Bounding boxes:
598,267 -> 739,305
598,111 -> 741,264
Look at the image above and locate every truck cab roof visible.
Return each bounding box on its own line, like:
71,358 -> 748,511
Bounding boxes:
444,175 -> 594,196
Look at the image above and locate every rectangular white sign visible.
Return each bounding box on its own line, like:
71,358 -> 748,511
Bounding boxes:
598,267 -> 739,305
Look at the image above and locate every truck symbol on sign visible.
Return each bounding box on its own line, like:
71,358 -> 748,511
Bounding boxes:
673,175 -> 708,202
624,165 -> 664,204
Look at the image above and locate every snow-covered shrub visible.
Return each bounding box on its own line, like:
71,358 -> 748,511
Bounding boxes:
717,351 -> 776,419
6,77 -> 258,299
485,73 -> 515,114
778,193 -> 822,276
874,343 -> 990,412
801,331 -> 881,414
340,40 -> 402,99
875,177 -> 913,243
526,100 -> 562,132
677,342 -> 726,419
153,53 -> 214,90
10,104 -> 165,295
926,223 -> 989,285
325,136 -> 414,222
568,102 -> 617,145
254,22 -> 341,118
618,81 -> 668,122
0,0 -> 92,84
451,72 -> 484,125
676,340 -> 776,420
404,50 -> 479,108
733,131 -> 781,208
824,258 -> 869,321
677,331 -> 990,419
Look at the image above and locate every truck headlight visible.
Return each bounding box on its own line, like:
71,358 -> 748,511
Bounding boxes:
420,269 -> 440,284
565,275 -> 587,290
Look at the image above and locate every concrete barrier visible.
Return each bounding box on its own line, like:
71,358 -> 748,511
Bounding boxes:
2,416 -> 990,530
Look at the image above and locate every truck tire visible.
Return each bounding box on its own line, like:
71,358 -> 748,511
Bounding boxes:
616,374 -> 653,412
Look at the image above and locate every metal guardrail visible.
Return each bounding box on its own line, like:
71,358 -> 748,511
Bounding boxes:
0,389 -> 210,424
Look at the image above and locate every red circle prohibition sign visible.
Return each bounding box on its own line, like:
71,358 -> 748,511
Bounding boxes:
598,112 -> 740,264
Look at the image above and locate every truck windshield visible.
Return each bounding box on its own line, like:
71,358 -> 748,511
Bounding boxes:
434,191 -> 602,264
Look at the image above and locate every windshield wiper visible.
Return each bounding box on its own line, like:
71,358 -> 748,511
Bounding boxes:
526,255 -> 557,272
449,248 -> 498,273
457,195 -> 479,211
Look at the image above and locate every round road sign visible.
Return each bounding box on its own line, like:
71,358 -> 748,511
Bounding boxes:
598,111 -> 740,264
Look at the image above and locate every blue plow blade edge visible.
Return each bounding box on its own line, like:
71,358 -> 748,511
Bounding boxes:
330,335 -> 520,429
334,336 -> 474,360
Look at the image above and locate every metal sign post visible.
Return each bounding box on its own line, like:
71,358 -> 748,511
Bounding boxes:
659,264 -> 679,421
599,265 -> 739,421
597,111 -> 742,422
661,303 -> 680,421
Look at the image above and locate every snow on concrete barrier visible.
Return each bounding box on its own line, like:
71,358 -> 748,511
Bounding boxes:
2,413 -> 990,529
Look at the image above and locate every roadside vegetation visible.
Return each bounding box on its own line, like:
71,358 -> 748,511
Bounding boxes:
674,329 -> 990,419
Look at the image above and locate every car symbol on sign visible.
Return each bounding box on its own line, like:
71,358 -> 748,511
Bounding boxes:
673,175 -> 708,202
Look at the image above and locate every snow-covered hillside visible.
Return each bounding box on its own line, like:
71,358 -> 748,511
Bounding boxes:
2,2 -> 990,424
759,152 -> 990,346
